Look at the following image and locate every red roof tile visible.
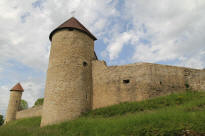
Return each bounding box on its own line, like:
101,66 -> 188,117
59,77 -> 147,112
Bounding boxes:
10,83 -> 24,92
49,17 -> 97,41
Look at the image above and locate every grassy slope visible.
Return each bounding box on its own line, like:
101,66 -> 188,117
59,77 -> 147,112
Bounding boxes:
1,91 -> 205,136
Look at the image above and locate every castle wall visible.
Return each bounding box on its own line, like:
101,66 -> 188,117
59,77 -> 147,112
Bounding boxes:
92,61 -> 205,109
16,106 -> 42,119
184,68 -> 205,90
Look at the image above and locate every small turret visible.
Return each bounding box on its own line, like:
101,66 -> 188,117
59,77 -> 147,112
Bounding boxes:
4,83 -> 24,124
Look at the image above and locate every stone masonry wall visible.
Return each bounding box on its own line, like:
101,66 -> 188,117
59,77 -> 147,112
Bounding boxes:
184,68 -> 205,90
16,106 -> 42,119
4,91 -> 22,123
41,29 -> 95,127
92,60 -> 205,109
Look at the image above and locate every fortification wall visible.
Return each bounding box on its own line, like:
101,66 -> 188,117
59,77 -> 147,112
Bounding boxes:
16,106 -> 42,119
92,60 -> 205,109
184,68 -> 205,90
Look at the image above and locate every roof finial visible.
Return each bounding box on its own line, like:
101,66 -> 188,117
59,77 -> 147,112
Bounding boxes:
70,10 -> 76,17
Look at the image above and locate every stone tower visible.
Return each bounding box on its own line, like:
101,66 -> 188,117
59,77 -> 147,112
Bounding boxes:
41,17 -> 97,126
4,83 -> 24,124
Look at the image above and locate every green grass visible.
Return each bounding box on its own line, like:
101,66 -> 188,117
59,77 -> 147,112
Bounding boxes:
1,91 -> 205,136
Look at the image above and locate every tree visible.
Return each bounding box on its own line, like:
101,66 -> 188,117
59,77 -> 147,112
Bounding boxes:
19,99 -> 28,111
0,114 -> 4,126
34,98 -> 44,107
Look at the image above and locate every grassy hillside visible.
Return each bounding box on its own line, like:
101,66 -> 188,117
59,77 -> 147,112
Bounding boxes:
1,91 -> 205,136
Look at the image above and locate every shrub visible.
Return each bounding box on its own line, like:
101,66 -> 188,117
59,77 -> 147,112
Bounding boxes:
34,98 -> 44,107
0,114 -> 4,126
19,100 -> 28,111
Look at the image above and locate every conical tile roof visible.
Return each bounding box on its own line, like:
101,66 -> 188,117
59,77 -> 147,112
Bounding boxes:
10,83 -> 24,92
49,17 -> 97,41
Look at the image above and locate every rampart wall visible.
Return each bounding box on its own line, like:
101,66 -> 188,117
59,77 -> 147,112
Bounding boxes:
16,106 -> 42,119
12,61 -> 205,120
92,60 -> 205,109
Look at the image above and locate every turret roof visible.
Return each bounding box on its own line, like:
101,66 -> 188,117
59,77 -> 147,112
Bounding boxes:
49,17 -> 97,41
10,83 -> 24,92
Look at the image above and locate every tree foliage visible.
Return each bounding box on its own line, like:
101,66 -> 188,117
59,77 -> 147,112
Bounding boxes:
0,114 -> 4,126
19,99 -> 28,111
34,98 -> 44,107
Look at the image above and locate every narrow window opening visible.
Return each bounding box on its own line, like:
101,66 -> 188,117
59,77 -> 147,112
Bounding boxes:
83,61 -> 88,67
16,100 -> 18,103
123,79 -> 130,84
86,93 -> 88,100
160,81 -> 162,85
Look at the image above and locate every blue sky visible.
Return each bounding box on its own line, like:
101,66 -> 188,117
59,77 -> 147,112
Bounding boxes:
0,0 -> 205,116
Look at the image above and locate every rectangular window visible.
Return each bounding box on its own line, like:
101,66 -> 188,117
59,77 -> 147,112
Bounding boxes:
123,79 -> 130,84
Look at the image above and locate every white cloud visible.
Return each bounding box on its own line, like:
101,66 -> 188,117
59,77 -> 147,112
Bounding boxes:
106,32 -> 134,60
177,51 -> 205,68
99,0 -> 205,69
0,85 -> 10,116
123,0 -> 205,69
0,0 -> 50,71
